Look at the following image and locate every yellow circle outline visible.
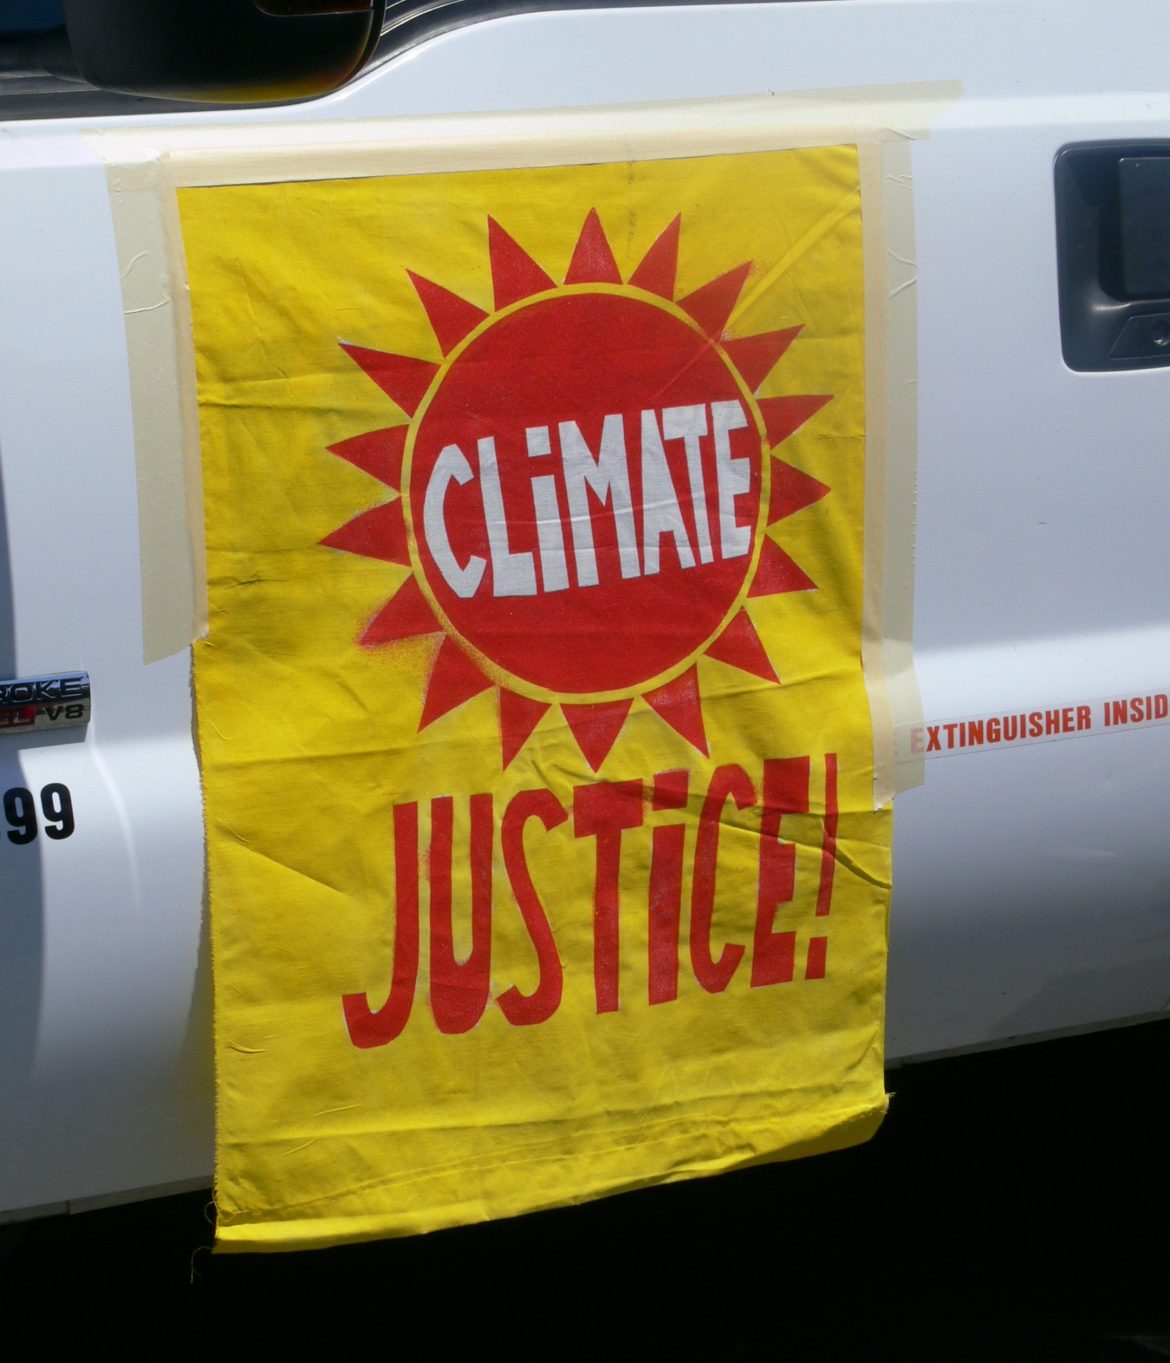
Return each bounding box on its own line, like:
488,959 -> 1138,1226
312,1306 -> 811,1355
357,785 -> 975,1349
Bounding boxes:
401,282 -> 772,705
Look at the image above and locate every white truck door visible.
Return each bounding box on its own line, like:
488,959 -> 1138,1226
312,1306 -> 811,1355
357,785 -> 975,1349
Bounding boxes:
1,0 -> 1168,1217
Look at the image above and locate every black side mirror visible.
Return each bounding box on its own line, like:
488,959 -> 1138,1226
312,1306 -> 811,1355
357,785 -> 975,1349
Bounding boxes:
61,0 -> 385,104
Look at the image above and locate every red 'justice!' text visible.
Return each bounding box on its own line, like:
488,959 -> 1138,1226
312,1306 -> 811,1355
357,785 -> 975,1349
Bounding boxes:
343,754 -> 839,1048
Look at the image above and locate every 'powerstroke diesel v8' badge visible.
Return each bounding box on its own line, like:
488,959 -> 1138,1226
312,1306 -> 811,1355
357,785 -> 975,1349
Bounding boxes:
0,673 -> 90,733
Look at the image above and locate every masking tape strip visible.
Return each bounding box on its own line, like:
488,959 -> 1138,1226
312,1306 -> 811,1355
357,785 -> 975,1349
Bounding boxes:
90,80 -> 958,799
862,133 -> 926,802
104,149 -> 208,663
91,84 -> 960,186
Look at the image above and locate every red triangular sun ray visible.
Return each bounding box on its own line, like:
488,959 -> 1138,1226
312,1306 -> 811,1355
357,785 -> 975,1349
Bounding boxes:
644,668 -> 708,755
749,538 -> 818,597
561,698 -> 633,772
341,342 -> 439,418
758,394 -> 832,449
500,690 -> 551,769
678,262 -> 751,339
327,427 -> 406,491
705,611 -> 779,683
768,459 -> 831,525
361,575 -> 442,646
723,327 -> 803,393
628,214 -> 680,299
419,637 -> 494,729
565,209 -> 622,285
321,500 -> 408,564
488,217 -> 556,310
407,271 -> 487,355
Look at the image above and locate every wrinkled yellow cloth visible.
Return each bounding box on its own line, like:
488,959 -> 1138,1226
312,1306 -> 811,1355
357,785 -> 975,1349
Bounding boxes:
181,144 -> 891,1252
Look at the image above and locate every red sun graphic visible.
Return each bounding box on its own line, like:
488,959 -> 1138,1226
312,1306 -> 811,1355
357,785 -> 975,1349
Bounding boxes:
324,210 -> 832,771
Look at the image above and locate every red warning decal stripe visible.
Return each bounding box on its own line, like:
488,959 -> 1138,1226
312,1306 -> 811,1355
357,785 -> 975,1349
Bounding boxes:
900,688 -> 1170,760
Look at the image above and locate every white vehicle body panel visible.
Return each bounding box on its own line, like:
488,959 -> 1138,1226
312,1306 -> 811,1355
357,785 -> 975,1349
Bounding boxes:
2,0 -> 1168,1214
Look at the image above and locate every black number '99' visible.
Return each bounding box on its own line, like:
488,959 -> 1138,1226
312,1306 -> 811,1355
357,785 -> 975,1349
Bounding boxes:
3,783 -> 75,843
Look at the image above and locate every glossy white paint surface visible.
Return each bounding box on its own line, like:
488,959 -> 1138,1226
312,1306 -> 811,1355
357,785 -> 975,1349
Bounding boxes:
1,0 -> 1167,1213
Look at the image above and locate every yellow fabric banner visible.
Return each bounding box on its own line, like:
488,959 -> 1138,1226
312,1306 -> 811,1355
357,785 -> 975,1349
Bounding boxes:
181,144 -> 891,1251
